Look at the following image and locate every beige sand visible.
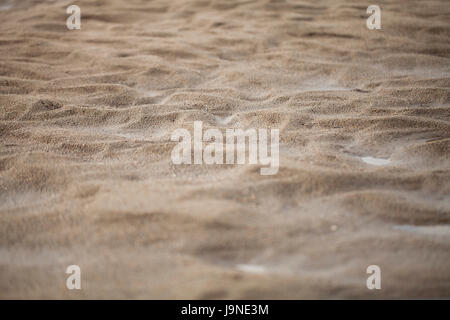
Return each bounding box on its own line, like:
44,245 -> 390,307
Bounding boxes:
0,0 -> 449,299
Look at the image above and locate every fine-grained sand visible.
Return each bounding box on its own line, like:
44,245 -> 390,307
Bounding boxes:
1,0 -> 449,299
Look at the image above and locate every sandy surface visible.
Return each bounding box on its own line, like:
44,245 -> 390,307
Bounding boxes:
0,0 -> 449,299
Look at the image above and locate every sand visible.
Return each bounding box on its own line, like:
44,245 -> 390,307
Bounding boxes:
0,0 -> 449,299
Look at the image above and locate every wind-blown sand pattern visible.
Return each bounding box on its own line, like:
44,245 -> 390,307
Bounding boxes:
1,0 -> 449,299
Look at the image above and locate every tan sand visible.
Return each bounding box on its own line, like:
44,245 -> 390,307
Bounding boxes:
0,0 -> 449,299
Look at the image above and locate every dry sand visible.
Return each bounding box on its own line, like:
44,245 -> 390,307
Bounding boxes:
0,0 -> 449,299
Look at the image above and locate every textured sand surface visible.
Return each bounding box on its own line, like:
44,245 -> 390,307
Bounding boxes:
1,0 -> 450,299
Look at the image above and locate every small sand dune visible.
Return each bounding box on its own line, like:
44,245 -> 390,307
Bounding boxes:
0,0 -> 449,298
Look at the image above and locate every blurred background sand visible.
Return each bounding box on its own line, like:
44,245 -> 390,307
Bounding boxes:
0,0 -> 449,298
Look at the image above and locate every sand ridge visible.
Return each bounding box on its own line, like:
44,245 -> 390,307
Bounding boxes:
0,0 -> 449,298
